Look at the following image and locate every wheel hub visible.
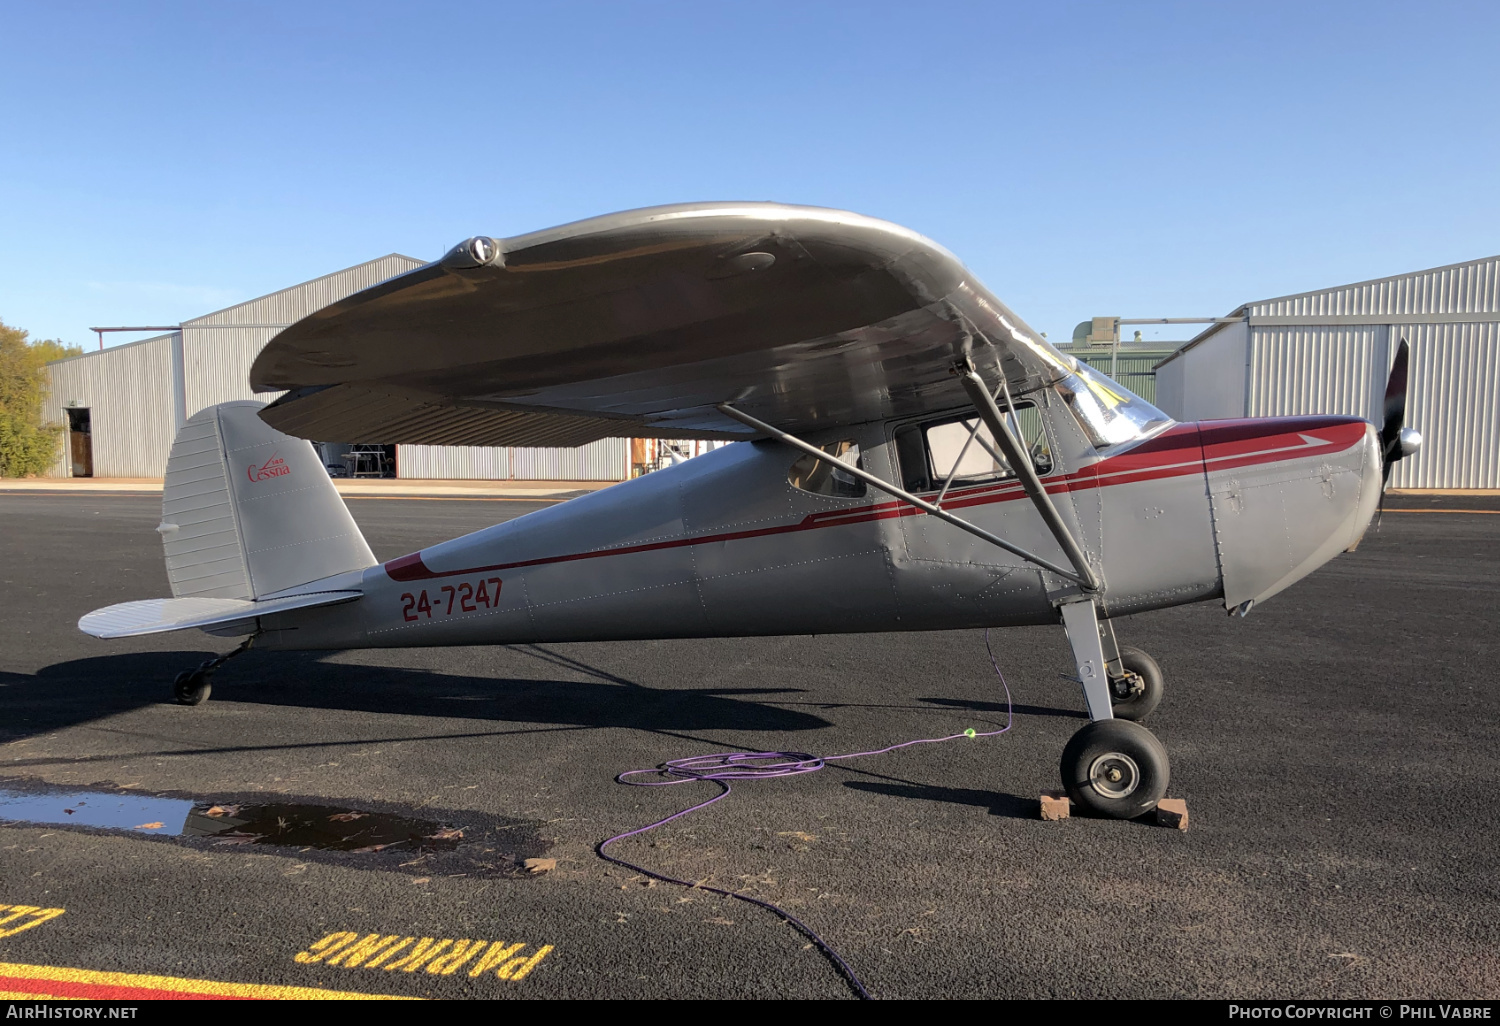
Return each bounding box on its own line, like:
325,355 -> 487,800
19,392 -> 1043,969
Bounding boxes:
1110,671 -> 1145,700
1087,751 -> 1141,799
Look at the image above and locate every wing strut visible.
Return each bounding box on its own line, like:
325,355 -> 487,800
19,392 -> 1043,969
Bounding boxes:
716,402 -> 1094,588
957,366 -> 1101,592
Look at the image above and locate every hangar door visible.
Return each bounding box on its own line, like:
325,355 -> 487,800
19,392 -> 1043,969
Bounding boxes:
66,408 -> 93,478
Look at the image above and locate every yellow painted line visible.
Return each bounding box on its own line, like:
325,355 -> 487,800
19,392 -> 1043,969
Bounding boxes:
0,961 -> 418,1001
0,905 -> 65,938
1383,508 -> 1500,514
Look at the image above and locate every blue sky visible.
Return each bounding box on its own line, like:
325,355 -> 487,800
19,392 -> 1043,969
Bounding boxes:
2,1 -> 1496,350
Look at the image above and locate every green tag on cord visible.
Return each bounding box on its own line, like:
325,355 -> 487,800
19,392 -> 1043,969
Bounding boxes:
964,728 -> 976,738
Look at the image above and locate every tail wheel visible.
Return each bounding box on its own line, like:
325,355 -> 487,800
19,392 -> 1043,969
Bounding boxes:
1109,645 -> 1163,722
1060,719 -> 1170,819
173,671 -> 212,706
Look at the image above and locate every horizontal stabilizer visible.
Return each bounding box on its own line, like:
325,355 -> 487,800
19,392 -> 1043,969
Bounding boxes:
78,591 -> 361,640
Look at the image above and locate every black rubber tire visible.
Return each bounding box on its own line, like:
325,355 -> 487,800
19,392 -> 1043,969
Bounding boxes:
1110,645 -> 1164,722
173,671 -> 211,706
1059,719 -> 1170,819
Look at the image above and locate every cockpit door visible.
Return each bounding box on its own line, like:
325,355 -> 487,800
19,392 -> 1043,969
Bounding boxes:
883,390 -> 1093,627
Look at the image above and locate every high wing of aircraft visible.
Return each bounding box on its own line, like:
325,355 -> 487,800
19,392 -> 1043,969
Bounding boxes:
248,203 -> 1076,446
78,202 -> 1422,820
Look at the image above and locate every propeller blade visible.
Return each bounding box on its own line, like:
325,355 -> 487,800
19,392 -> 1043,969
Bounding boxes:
1379,339 -> 1410,486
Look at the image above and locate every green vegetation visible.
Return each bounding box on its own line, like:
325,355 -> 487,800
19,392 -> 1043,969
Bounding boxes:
0,319 -> 82,476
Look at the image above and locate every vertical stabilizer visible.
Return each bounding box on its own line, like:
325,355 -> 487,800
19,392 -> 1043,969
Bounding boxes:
160,402 -> 376,600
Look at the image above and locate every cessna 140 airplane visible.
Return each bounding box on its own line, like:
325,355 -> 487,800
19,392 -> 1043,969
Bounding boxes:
79,203 -> 1420,819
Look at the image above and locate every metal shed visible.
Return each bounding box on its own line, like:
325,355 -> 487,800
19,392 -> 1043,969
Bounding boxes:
45,255 -> 631,481
1066,348 -> 1177,407
1154,255 -> 1500,489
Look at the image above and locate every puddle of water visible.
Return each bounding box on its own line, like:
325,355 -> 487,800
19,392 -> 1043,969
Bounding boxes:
0,790 -> 192,835
0,782 -> 539,874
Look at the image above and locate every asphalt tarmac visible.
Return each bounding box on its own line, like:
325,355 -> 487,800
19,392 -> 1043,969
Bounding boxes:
1,492 -> 1496,1000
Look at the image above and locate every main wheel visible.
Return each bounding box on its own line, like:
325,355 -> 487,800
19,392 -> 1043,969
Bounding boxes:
1109,645 -> 1163,722
1059,719 -> 1169,819
173,671 -> 212,706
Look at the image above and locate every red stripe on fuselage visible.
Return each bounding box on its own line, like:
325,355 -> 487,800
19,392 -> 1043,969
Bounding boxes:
382,417 -> 1369,582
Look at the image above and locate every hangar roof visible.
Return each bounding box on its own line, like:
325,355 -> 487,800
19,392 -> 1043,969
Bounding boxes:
1158,253 -> 1500,369
183,254 -> 425,330
49,254 -> 427,368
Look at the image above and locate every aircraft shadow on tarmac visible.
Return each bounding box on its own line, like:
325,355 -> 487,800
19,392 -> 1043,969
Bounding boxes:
920,696 -> 1084,720
833,697 -> 1083,820
4,647 -> 1085,824
840,780 -> 1039,819
0,646 -> 834,745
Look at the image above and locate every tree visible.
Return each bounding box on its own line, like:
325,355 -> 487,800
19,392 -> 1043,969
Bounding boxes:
0,319 -> 83,477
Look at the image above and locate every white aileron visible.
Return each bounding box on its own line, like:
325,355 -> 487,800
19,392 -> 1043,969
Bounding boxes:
78,591 -> 362,639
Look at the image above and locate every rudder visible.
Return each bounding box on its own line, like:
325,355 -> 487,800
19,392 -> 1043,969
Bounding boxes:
160,402 -> 376,600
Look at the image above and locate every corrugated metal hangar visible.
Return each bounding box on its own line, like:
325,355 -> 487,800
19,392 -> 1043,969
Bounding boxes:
45,256 -> 640,481
1156,255 -> 1500,489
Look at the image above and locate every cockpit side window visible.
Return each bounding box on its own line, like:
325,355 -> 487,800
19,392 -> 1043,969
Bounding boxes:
894,401 -> 1052,493
788,440 -> 867,498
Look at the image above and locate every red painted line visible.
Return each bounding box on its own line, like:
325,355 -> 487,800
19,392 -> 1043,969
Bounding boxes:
0,961 -> 413,1000
0,972 -> 247,1000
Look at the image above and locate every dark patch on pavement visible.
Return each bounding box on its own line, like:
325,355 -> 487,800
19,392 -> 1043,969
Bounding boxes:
0,776 -> 547,877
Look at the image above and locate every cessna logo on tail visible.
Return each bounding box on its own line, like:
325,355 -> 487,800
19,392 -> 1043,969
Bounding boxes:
249,454 -> 290,483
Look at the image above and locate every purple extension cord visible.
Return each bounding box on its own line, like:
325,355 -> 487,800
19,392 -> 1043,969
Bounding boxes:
595,629 -> 1016,1000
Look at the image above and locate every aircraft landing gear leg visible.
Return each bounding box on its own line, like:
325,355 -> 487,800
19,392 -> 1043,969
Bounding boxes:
1058,600 -> 1169,818
173,635 -> 256,706
1099,619 -> 1164,722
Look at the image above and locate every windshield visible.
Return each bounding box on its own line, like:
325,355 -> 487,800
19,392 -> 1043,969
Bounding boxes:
1052,362 -> 1172,448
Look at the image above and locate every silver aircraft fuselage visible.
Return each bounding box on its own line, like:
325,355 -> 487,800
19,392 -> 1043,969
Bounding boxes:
255,398 -> 1382,652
